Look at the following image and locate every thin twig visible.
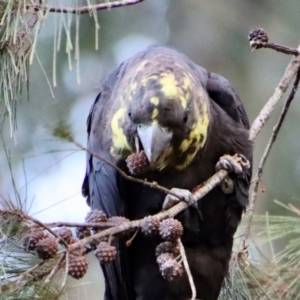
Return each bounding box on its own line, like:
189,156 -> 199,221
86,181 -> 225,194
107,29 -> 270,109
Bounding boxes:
250,41 -> 299,56
126,229 -> 139,246
242,64 -> 300,247
72,140 -> 181,200
288,204 -> 300,217
43,221 -> 121,229
27,0 -> 145,14
29,215 -> 70,249
61,251 -> 69,289
249,45 -> 300,141
44,253 -> 66,284
178,238 -> 196,300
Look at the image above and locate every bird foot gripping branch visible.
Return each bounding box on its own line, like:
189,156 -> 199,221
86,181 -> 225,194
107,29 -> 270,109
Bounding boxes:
216,153 -> 250,174
161,154 -> 251,209
162,188 -> 197,210
215,153 -> 251,195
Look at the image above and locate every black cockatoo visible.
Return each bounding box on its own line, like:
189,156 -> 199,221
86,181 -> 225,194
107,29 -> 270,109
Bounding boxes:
82,45 -> 252,300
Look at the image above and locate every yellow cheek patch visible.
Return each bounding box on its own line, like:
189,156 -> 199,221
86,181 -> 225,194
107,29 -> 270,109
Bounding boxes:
110,107 -> 132,156
176,153 -> 196,170
179,138 -> 190,153
157,145 -> 174,170
177,102 -> 209,169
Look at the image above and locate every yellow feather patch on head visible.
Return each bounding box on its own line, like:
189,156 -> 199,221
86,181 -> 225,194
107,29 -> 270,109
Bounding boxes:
182,75 -> 191,92
141,77 -> 147,86
130,81 -> 138,93
110,107 -> 132,157
179,95 -> 187,110
159,72 -> 188,109
159,73 -> 178,99
180,73 -> 193,107
150,97 -> 159,106
151,108 -> 159,120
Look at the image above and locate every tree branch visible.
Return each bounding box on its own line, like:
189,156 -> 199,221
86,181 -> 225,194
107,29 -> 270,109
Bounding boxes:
44,253 -> 65,284
4,26 -> 300,295
71,140 -> 182,200
250,42 -> 299,56
43,221 -> 119,229
249,45 -> 300,141
178,238 -> 196,300
242,66 -> 300,247
27,0 -> 145,14
29,214 -> 69,249
67,168 -> 229,253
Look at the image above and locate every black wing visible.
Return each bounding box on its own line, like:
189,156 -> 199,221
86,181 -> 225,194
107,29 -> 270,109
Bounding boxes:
206,72 -> 250,129
205,71 -> 253,229
82,64 -> 134,300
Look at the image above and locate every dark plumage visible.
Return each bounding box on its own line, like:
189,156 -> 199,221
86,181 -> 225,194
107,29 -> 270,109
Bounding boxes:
82,45 -> 252,300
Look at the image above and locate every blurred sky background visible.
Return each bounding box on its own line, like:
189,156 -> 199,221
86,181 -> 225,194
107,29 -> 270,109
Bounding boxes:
1,0 -> 300,298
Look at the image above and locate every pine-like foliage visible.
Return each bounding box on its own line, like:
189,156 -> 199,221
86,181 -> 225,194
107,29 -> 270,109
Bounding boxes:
220,201 -> 300,299
0,209 -> 63,300
0,0 -> 39,133
0,0 -> 104,134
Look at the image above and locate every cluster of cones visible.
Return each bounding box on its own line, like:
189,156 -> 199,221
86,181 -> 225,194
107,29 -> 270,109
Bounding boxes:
22,209 -> 126,280
23,208 -> 185,282
140,216 -> 184,281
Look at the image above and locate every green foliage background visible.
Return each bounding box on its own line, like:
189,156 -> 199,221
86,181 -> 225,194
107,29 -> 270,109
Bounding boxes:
1,0 -> 300,299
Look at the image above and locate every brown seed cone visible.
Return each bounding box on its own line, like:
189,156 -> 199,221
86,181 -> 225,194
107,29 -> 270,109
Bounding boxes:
75,227 -> 91,240
95,242 -> 117,264
90,236 -> 108,250
23,229 -> 48,251
159,219 -> 183,241
248,28 -> 269,44
35,237 -> 58,260
140,216 -> 160,236
160,259 -> 183,281
156,252 -> 175,266
68,255 -> 89,279
85,209 -> 107,233
126,150 -> 150,175
155,241 -> 180,257
53,226 -> 73,244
